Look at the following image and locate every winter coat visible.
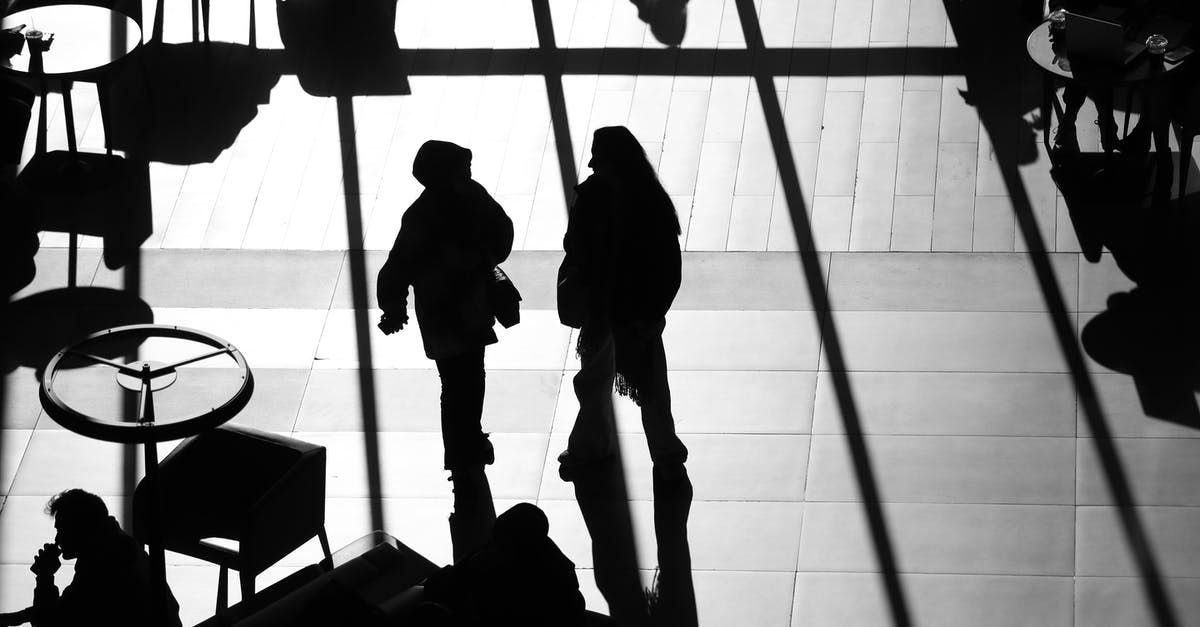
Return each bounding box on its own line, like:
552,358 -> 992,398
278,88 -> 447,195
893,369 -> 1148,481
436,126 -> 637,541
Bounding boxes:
377,142 -> 514,360
562,173 -> 681,402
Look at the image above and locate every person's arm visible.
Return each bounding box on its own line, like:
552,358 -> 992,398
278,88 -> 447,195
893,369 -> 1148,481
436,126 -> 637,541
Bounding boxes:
26,544 -> 61,627
377,203 -> 428,332
482,192 -> 514,268
0,607 -> 35,626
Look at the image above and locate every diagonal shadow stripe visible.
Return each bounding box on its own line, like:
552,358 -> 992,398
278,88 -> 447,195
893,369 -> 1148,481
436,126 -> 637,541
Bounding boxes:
732,1 -> 912,625
941,2 -> 1180,625
390,46 -> 961,77
335,95 -> 387,533
531,0 -> 578,209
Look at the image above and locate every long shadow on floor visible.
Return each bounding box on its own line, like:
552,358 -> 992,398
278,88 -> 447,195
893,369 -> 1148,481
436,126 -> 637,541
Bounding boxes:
944,1 -> 1182,624
1062,156 -> 1200,428
731,0 -> 914,624
103,40 -> 282,165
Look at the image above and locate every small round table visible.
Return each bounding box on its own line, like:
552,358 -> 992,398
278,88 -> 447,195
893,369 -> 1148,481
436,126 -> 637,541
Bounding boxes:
1026,19 -> 1189,158
39,324 -> 254,626
1,5 -> 142,153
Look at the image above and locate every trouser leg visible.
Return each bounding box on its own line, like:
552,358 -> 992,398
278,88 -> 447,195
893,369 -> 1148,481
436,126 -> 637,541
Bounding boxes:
639,330 -> 687,464
567,329 -> 618,460
1092,87 -> 1119,150
1061,84 -> 1088,121
436,346 -> 488,471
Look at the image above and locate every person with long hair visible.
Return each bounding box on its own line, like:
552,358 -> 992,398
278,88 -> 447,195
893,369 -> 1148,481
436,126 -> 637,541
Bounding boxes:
557,125 -> 688,480
377,140 -> 514,476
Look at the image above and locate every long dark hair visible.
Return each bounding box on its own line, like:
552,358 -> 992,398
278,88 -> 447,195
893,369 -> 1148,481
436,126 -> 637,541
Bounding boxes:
590,126 -> 681,236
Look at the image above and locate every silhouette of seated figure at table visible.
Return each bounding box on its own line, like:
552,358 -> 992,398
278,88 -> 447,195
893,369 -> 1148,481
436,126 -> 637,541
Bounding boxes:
1049,0 -> 1193,157
418,503 -> 587,627
0,489 -> 182,627
1048,0 -> 1134,154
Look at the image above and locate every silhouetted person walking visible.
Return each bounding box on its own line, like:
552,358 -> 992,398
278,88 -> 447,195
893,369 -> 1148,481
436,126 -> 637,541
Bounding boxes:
557,126 -> 688,481
0,489 -> 182,627
378,140 -> 514,475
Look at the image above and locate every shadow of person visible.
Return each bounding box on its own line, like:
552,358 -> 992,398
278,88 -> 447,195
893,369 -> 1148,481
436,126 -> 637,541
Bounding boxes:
1052,150 -> 1158,262
956,86 -> 1041,168
276,0 -> 410,98
571,455 -> 648,626
1,287 -> 152,378
101,40 -> 282,165
15,151 -> 153,271
1080,188 -> 1200,429
447,466 -> 497,564
628,0 -> 689,47
648,465 -> 696,627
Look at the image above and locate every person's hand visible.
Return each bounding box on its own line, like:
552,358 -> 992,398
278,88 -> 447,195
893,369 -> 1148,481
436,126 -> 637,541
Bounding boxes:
29,544 -> 60,579
378,311 -> 409,335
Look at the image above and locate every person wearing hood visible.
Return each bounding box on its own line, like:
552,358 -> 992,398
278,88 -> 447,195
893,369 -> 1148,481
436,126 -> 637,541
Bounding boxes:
377,140 -> 514,475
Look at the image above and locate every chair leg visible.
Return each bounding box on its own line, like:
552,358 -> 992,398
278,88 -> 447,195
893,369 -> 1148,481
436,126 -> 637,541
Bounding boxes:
1181,130 -> 1193,201
239,571 -> 256,605
201,0 -> 211,42
318,527 -> 332,561
216,565 -> 229,613
96,80 -> 112,154
1123,87 -> 1133,137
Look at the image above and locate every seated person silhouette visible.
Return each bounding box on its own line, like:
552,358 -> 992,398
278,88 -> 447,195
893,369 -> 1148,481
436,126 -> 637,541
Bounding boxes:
413,503 -> 587,627
0,489 -> 182,627
1049,0 -> 1183,155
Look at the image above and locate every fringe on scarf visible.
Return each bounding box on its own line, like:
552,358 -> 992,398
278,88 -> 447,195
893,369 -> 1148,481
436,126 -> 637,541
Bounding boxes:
577,331 -> 646,406
615,372 -> 644,406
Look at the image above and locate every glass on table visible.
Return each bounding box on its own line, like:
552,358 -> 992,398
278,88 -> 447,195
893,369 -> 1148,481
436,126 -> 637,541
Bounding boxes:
1145,34 -> 1169,55
1049,9 -> 1067,30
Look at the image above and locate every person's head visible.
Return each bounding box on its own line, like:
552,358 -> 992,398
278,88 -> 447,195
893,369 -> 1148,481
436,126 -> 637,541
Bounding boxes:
588,126 -> 681,235
493,502 -> 550,549
412,140 -> 472,191
45,489 -> 110,559
588,126 -> 650,179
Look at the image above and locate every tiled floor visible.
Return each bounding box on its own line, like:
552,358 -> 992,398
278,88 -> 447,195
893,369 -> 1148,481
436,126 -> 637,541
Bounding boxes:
3,0 -> 1200,625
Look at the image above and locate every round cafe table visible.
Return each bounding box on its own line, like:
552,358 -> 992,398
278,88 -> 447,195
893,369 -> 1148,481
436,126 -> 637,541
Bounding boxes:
1026,19 -> 1189,159
39,324 -> 254,626
1,5 -> 142,153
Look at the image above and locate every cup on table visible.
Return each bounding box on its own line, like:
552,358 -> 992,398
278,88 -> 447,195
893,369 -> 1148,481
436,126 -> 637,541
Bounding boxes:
1049,9 -> 1067,30
1146,34 -> 1169,55
24,28 -> 53,53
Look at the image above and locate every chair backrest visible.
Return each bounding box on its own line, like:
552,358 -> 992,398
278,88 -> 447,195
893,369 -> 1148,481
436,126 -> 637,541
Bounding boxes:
0,79 -> 35,164
133,424 -> 326,559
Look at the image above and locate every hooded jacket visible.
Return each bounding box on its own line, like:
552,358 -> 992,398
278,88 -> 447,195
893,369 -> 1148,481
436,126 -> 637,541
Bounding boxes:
377,141 -> 514,359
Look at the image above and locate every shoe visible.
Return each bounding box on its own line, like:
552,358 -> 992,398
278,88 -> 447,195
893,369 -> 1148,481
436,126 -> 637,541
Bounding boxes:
649,0 -> 687,47
1116,129 -> 1150,158
631,0 -> 688,47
